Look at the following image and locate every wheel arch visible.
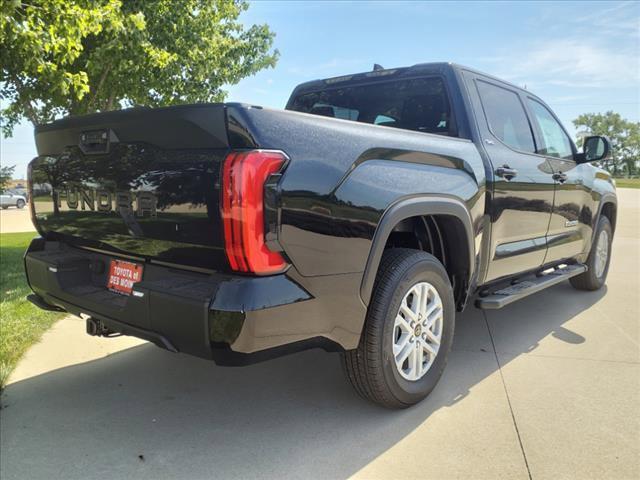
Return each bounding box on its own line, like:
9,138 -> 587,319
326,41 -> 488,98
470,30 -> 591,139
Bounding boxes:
360,195 -> 475,310
598,196 -> 617,233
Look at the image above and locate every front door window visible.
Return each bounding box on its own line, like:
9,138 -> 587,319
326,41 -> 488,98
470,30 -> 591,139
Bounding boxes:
527,99 -> 573,160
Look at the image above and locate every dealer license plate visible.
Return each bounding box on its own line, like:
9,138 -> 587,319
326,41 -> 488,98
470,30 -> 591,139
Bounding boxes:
107,259 -> 144,296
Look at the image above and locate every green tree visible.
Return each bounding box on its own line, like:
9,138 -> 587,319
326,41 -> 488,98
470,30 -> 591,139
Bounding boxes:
573,111 -> 640,176
0,165 -> 16,191
1,0 -> 278,136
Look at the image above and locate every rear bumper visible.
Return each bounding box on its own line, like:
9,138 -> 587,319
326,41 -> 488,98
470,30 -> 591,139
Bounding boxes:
24,238 -> 346,365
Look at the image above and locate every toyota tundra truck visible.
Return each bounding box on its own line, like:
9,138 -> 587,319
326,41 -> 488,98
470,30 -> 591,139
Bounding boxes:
25,63 -> 616,408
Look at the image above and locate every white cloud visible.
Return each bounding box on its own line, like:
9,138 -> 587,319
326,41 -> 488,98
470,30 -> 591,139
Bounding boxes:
486,37 -> 639,90
480,1 -> 639,91
572,1 -> 640,39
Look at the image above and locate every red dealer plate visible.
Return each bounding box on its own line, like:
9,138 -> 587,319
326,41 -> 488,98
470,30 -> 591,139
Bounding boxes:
107,259 -> 144,296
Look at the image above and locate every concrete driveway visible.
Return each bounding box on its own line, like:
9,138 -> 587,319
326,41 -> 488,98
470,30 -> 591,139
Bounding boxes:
0,206 -> 35,234
1,189 -> 639,480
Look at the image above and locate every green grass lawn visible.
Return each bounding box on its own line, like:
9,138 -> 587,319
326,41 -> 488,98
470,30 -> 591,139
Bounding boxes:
615,178 -> 640,189
0,232 -> 65,388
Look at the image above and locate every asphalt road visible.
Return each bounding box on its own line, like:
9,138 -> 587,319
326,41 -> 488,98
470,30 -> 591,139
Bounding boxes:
1,189 -> 638,479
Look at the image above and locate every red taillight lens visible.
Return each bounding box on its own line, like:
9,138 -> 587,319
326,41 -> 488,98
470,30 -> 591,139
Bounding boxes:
222,150 -> 288,274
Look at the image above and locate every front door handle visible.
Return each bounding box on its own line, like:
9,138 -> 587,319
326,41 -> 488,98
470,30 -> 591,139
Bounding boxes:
495,165 -> 518,180
553,172 -> 568,183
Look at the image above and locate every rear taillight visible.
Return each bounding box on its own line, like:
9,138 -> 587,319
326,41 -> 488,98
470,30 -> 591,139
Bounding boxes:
221,150 -> 288,275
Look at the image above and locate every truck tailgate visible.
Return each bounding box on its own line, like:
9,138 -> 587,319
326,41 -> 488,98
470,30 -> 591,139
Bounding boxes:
29,104 -> 230,271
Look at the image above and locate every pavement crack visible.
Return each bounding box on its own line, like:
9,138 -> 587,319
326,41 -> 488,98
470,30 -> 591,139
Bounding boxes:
483,310 -> 533,480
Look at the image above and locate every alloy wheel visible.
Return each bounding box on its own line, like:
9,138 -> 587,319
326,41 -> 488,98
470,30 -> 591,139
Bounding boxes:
594,229 -> 609,278
392,282 -> 444,381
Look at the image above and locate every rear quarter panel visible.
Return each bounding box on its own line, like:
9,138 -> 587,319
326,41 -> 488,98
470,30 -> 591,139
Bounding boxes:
228,106 -> 487,277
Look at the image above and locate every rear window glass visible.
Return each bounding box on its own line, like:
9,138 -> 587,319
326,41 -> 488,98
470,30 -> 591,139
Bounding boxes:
289,77 -> 454,136
307,105 -> 359,120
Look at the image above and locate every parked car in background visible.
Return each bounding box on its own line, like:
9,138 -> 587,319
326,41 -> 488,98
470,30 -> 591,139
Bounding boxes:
0,191 -> 27,209
10,186 -> 29,202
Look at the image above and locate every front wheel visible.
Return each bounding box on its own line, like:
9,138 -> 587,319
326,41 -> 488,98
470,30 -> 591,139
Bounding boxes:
570,215 -> 613,291
342,249 -> 455,409
16,199 -> 25,209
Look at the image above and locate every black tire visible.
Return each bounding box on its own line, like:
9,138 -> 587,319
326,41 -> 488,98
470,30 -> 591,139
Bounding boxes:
1,206 -> 8,210
570,215 -> 612,291
16,199 -> 25,209
342,248 -> 455,409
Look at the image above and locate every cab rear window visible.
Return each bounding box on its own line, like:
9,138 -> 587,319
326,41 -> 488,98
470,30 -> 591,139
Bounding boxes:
289,77 -> 455,136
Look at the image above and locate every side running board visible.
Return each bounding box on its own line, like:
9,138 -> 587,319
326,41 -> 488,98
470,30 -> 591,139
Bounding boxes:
476,264 -> 587,310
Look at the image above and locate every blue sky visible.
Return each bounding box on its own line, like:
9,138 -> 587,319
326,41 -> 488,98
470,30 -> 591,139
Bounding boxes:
2,0 -> 639,179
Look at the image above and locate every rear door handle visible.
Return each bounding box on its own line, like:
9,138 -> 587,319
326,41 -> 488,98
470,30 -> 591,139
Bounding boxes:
552,172 -> 568,183
495,165 -> 518,180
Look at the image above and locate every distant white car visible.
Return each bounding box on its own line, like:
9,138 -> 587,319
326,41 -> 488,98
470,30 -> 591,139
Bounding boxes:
0,191 -> 27,209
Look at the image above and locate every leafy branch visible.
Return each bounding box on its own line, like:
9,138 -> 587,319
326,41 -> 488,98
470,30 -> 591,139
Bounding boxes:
1,0 -> 279,136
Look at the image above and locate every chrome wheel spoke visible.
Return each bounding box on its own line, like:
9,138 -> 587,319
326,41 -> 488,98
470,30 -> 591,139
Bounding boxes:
423,341 -> 438,357
409,285 -> 422,317
419,284 -> 429,317
412,346 -> 423,380
393,332 -> 411,356
425,328 -> 441,346
399,304 -> 417,322
424,305 -> 442,329
396,341 -> 413,366
425,301 -> 440,319
395,314 -> 413,334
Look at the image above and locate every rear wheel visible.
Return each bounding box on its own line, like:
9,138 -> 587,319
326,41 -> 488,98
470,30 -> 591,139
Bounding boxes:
16,199 -> 25,209
342,249 -> 455,409
570,215 -> 612,291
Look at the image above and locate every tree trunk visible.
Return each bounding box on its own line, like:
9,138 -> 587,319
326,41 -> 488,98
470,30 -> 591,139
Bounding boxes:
87,65 -> 112,113
52,191 -> 61,216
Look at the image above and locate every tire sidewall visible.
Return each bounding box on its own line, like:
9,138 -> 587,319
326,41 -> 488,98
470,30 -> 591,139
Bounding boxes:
379,255 -> 455,405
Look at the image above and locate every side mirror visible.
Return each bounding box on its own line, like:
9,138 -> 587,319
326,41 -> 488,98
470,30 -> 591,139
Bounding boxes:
579,135 -> 611,164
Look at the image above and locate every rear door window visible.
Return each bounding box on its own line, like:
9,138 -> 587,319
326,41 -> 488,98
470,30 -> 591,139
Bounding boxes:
476,80 -> 536,153
289,77 -> 454,136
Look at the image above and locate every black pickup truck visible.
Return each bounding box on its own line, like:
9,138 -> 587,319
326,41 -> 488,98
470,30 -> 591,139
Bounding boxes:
25,63 -> 616,408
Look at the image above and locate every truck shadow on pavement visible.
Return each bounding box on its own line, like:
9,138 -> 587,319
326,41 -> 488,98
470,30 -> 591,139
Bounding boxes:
0,283 -> 606,480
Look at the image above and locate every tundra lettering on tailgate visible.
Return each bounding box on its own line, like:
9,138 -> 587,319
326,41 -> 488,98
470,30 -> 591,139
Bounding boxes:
52,185 -> 157,218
